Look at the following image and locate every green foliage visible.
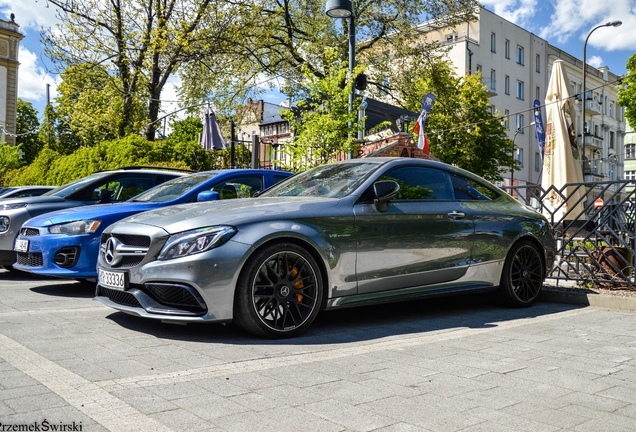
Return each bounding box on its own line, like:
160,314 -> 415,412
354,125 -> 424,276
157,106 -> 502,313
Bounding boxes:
618,53 -> 636,128
280,49 -> 363,170
391,58 -> 515,182
16,99 -> 43,164
55,64 -> 146,145
0,143 -> 23,186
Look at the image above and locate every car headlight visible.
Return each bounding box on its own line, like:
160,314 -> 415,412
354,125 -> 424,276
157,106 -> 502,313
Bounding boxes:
0,203 -> 27,210
48,220 -> 101,235
0,216 -> 8,233
157,226 -> 237,260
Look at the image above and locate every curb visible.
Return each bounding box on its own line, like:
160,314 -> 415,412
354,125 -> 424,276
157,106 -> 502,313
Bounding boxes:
540,288 -> 636,311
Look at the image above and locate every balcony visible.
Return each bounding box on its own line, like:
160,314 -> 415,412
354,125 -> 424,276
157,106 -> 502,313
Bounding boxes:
584,99 -> 602,116
480,78 -> 497,97
583,134 -> 603,149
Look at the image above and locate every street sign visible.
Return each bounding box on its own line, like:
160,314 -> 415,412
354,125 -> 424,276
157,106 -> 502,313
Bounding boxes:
594,198 -> 604,209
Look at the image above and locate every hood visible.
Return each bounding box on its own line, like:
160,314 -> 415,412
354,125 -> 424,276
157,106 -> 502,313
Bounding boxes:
0,195 -> 66,207
24,202 -> 159,227
121,197 -> 339,234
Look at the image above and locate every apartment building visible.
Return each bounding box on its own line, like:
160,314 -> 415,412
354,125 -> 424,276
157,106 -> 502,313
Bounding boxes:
0,15 -> 23,146
421,8 -> 548,187
417,8 -> 625,190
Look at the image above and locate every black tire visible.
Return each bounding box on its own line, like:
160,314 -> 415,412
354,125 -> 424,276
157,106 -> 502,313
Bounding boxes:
234,243 -> 323,338
498,240 -> 545,307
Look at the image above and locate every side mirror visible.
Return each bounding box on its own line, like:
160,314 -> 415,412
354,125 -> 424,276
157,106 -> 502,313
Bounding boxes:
98,189 -> 114,204
197,190 -> 220,202
373,180 -> 399,212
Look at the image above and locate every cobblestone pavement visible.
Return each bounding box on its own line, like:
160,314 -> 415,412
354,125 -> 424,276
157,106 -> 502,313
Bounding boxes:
1,269 -> 636,431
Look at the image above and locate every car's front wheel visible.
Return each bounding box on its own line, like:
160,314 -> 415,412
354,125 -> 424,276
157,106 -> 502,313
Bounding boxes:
498,240 -> 545,307
234,243 -> 323,338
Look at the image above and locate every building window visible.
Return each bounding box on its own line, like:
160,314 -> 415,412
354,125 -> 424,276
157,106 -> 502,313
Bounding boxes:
490,70 -> 496,90
610,131 -> 615,149
609,163 -> 616,181
626,170 -> 636,180
446,34 -> 458,44
505,76 -> 510,95
535,152 -> 541,171
516,46 -> 524,65
536,86 -> 540,101
535,54 -> 540,72
627,144 -> 636,159
516,114 -> 524,131
490,104 -> 495,115
505,40 -> 510,59
491,32 -> 496,52
504,110 -> 510,129
517,81 -> 524,100
610,102 -> 614,118
515,148 -> 524,167
476,64 -> 482,73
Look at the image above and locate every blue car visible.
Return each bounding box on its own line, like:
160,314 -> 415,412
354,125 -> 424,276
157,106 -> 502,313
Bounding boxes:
13,169 -> 292,280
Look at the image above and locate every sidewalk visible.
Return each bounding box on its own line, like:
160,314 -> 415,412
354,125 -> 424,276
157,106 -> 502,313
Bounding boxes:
542,279 -> 636,311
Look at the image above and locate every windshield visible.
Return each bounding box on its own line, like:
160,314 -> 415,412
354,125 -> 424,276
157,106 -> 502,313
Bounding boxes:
129,173 -> 217,202
43,172 -> 112,198
260,162 -> 379,198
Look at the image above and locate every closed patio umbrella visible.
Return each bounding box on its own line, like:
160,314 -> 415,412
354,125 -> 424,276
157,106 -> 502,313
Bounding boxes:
202,107 -> 226,150
541,60 -> 586,225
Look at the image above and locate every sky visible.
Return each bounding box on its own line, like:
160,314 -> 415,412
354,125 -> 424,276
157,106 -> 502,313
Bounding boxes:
3,0 -> 636,119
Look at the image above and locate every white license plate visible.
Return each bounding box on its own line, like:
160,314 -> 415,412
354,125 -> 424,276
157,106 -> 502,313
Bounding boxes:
14,239 -> 29,253
98,268 -> 127,290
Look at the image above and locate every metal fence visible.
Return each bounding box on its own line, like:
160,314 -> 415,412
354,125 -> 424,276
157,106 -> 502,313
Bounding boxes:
505,180 -> 636,288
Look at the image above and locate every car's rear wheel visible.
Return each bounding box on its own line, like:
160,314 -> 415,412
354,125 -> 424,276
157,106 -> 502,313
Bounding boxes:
234,243 -> 323,338
498,240 -> 545,307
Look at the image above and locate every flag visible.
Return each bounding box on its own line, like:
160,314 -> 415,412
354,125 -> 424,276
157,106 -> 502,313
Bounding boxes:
413,94 -> 435,151
201,107 -> 226,150
532,99 -> 546,160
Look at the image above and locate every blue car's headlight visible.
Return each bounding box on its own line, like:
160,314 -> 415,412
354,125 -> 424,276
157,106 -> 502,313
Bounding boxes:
0,203 -> 27,210
158,226 -> 237,260
48,220 -> 101,235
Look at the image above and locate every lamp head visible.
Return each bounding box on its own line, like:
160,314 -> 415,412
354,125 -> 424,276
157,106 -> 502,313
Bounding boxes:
325,0 -> 353,18
608,20 -> 622,27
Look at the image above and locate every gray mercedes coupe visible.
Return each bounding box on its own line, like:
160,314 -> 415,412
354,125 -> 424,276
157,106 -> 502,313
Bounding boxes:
95,158 -> 556,338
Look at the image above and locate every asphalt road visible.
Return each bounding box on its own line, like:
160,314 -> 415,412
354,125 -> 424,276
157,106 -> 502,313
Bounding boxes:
1,269 -> 636,431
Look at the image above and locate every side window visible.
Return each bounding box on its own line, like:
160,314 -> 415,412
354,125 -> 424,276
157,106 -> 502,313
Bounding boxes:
273,174 -> 290,185
88,176 -> 155,201
450,174 -> 498,200
379,167 -> 454,200
212,176 -> 264,199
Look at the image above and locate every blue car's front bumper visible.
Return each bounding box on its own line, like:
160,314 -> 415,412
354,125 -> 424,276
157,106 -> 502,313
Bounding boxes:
13,231 -> 101,278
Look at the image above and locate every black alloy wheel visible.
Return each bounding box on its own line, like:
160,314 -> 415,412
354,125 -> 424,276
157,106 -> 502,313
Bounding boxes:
234,243 -> 322,338
499,240 -> 545,307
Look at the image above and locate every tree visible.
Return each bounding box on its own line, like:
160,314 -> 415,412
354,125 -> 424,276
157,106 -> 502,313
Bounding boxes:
618,53 -> 636,127
178,0 -> 480,111
16,99 -> 43,164
281,50 -> 364,170
55,64 -> 146,145
42,0 -> 251,140
389,57 -> 515,181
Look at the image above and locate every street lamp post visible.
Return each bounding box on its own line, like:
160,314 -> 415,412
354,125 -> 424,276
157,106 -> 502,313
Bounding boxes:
511,122 -> 536,187
581,20 -> 622,166
326,0 -> 355,159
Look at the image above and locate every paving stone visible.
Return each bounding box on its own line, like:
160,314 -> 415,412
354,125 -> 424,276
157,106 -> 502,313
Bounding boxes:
300,399 -> 395,431
151,408 -> 216,432
110,387 -> 179,414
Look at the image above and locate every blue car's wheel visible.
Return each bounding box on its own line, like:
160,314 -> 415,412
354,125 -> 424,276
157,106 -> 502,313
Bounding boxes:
499,240 -> 544,307
234,243 -> 322,338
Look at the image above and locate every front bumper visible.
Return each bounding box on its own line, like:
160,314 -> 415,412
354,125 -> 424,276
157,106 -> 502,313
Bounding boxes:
12,231 -> 101,278
0,209 -> 31,266
96,236 -> 253,323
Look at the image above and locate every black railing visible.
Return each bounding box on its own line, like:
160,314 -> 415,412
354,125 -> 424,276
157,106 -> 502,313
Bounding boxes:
505,180 -> 636,287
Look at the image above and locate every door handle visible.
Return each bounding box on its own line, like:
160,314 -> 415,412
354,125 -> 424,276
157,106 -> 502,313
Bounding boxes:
447,211 -> 465,220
